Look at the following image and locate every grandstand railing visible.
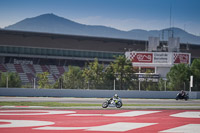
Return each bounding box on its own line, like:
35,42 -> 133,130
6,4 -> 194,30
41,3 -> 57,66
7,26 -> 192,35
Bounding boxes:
0,45 -> 122,61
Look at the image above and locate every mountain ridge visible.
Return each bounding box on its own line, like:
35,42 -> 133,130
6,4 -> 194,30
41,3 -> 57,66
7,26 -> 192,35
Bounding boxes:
4,13 -> 200,44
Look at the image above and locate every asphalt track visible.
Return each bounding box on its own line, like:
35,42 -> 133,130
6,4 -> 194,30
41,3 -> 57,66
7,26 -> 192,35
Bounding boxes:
0,96 -> 200,109
0,109 -> 200,133
0,97 -> 200,132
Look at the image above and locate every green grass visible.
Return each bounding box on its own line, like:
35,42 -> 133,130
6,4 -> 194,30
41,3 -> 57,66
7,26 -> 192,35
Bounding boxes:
0,102 -> 100,107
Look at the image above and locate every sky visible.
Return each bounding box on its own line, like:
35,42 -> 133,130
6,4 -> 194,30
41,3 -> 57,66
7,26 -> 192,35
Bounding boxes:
0,0 -> 200,36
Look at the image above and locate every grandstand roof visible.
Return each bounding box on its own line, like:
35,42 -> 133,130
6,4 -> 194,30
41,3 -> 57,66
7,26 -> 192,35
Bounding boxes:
0,29 -> 146,52
0,29 -> 200,59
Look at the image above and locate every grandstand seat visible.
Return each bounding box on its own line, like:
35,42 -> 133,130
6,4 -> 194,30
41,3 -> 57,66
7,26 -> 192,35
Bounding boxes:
14,64 -> 24,73
47,74 -> 56,83
18,73 -> 29,83
6,64 -> 16,72
27,64 -> 36,73
0,64 -> 7,72
26,73 -> 34,83
52,74 -> 57,81
57,66 -> 65,74
33,65 -> 43,73
50,65 -> 60,74
3,63 -> 67,84
41,65 -> 49,72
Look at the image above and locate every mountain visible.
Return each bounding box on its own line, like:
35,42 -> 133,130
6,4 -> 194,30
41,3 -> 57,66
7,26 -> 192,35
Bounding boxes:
4,13 -> 200,44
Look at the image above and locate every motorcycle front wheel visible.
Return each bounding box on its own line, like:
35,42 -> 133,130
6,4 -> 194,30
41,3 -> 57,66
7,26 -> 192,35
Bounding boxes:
176,96 -> 179,100
102,101 -> 108,108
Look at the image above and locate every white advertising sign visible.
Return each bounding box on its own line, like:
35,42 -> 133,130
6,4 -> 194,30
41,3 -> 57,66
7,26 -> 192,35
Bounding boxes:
153,52 -> 171,64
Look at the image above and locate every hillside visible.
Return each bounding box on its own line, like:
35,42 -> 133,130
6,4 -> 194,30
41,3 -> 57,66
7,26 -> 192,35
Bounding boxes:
5,13 -> 200,44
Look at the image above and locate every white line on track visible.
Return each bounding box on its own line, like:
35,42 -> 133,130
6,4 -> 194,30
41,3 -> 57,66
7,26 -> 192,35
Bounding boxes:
86,122 -> 157,132
170,111 -> 200,118
160,124 -> 200,133
104,111 -> 161,117
68,111 -> 161,117
0,120 -> 54,128
34,122 -> 157,132
0,110 -> 75,115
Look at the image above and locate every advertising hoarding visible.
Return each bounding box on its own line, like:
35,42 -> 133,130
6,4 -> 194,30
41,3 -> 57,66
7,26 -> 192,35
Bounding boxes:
130,52 -> 153,63
126,51 -> 190,65
153,52 -> 171,64
173,53 -> 190,64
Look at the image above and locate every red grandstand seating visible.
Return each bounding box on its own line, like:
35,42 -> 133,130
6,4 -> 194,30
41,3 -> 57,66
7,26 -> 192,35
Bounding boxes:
57,66 -> 65,74
14,64 -> 24,73
27,64 -> 36,73
1,63 -> 67,84
0,64 -> 7,72
41,65 -> 49,72
52,74 -> 57,81
26,73 -> 34,82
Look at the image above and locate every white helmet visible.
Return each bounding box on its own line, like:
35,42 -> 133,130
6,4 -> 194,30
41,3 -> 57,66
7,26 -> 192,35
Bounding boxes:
114,94 -> 118,97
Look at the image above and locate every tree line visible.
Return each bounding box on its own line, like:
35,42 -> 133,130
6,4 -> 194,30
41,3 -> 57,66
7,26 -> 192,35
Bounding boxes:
0,56 -> 200,91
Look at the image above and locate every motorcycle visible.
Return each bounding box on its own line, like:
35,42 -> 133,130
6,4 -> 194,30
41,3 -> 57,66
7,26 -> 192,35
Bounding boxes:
102,98 -> 123,108
176,92 -> 189,101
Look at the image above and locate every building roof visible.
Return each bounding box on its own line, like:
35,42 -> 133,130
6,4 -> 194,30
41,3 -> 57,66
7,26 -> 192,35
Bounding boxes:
0,29 -> 146,52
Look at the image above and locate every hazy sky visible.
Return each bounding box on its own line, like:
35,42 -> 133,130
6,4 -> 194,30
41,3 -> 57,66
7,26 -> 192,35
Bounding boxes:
0,0 -> 200,36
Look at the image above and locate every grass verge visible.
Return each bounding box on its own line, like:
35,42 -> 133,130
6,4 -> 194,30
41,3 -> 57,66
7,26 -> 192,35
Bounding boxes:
0,102 -> 100,107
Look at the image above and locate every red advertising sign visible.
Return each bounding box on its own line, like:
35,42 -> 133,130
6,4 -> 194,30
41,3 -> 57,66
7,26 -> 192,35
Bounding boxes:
173,53 -> 190,64
130,53 -> 153,63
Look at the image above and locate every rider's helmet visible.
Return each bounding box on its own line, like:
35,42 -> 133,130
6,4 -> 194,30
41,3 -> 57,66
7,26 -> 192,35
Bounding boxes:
114,94 -> 118,98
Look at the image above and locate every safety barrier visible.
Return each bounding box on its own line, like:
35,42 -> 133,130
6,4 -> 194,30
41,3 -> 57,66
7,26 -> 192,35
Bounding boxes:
0,88 -> 199,99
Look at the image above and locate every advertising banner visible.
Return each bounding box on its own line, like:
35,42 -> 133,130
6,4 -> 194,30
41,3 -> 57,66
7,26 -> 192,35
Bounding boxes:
153,52 -> 171,64
173,53 -> 190,64
126,51 -> 190,65
130,52 -> 153,63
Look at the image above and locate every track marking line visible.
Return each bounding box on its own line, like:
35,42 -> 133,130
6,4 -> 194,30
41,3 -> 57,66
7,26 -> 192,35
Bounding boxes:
160,124 -> 200,133
69,114 -> 103,116
34,122 -> 157,132
34,126 -> 88,130
170,111 -> 200,118
0,106 -> 47,108
0,120 -> 54,128
0,110 -> 75,115
104,111 -> 161,117
69,111 -> 161,117
86,122 -> 157,132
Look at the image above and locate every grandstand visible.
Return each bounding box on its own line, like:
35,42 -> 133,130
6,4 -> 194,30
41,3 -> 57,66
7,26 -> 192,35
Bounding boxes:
0,29 -> 200,85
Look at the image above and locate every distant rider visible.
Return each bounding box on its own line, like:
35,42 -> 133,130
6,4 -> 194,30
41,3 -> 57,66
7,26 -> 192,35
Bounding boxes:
180,90 -> 186,97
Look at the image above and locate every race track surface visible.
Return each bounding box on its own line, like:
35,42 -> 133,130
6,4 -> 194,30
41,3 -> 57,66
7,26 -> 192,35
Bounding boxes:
0,109 -> 200,133
1,96 -> 200,109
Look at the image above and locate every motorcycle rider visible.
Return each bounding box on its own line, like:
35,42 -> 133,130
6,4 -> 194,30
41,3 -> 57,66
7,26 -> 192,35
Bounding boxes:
179,90 -> 186,97
102,94 -> 122,108
110,94 -> 119,104
176,90 -> 189,100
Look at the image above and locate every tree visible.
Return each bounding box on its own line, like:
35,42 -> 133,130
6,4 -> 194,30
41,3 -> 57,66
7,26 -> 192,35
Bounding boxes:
36,71 -> 50,89
158,78 -> 165,91
190,58 -> 200,91
82,58 -> 104,89
167,63 -> 191,91
0,72 -> 21,88
111,55 -> 135,90
104,64 -> 115,89
62,66 -> 83,89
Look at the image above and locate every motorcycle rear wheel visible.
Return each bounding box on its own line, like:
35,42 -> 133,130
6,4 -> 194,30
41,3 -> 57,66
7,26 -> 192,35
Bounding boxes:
102,101 -> 108,108
116,101 -> 122,108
